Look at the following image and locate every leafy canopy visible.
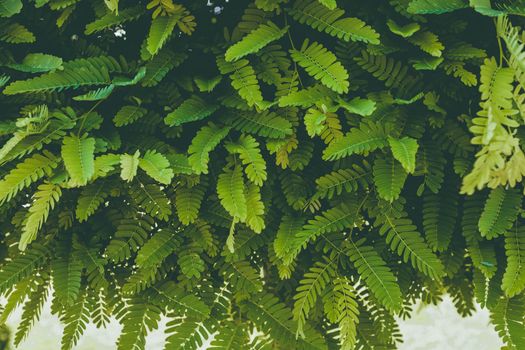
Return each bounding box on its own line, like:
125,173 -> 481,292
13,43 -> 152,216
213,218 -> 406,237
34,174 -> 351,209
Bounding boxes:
1,1 -> 525,349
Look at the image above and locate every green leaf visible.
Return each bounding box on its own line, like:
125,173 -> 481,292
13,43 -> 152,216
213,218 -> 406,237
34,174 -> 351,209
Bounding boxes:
73,85 -> 115,101
3,57 -> 118,94
411,57 -> 443,70
293,257 -> 337,337
242,292 -> 328,350
139,150 -> 174,185
225,21 -> 288,62
217,165 -> 247,222
386,19 -> 420,37
75,180 -> 111,222
0,151 -> 59,204
0,244 -> 48,294
338,97 -> 376,116
289,202 -> 361,262
104,0 -> 119,14
290,1 -> 379,44
491,297 -> 525,349
113,105 -> 147,127
135,227 -> 181,269
244,183 -> 265,233
8,53 -> 63,73
61,135 -> 96,186
323,121 -> 389,161
317,0 -> 336,9
388,136 -> 418,174
408,31 -> 444,57
291,39 -> 349,93
225,135 -> 267,186
502,223 -> 525,297
217,57 -> 263,107
85,6 -> 143,35
188,123 -> 231,174
373,155 -> 408,202
147,15 -> 179,55
20,183 -> 62,250
175,182 -> 205,225
129,182 -> 172,221
304,108 -> 327,137
52,239 -> 82,306
164,96 -> 218,127
422,184 -> 459,252
120,150 -> 140,182
408,0 -> 467,14
0,22 -> 35,44
60,292 -> 90,350
0,0 -> 22,17
374,203 -> 445,279
346,237 -> 403,312
479,187 -> 521,240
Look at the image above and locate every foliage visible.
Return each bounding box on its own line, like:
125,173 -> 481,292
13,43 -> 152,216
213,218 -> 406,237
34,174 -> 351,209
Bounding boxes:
0,1 -> 524,349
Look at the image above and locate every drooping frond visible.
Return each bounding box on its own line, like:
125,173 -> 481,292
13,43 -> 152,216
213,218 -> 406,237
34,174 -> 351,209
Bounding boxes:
491,296 -> 525,350
0,244 -> 48,294
346,237 -> 403,312
14,281 -> 48,346
116,299 -> 162,350
329,277 -> 360,349
60,292 -> 90,350
478,187 -> 521,240
242,292 -> 328,350
288,201 -> 361,262
422,183 -> 459,252
20,183 -> 62,250
502,223 -> 525,298
244,183 -> 265,233
293,256 -> 338,337
373,201 -> 444,279
462,193 -> 498,278
52,239 -> 82,306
